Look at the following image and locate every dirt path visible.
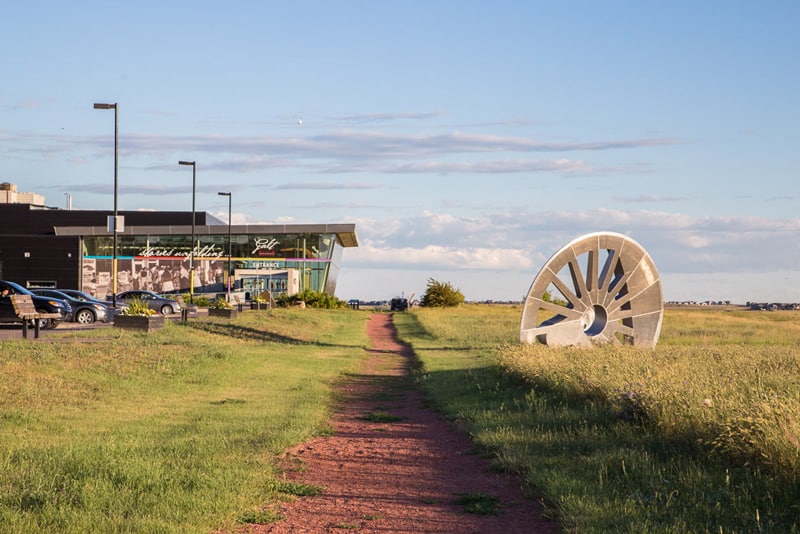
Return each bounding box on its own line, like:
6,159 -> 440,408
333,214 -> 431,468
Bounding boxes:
256,313 -> 558,533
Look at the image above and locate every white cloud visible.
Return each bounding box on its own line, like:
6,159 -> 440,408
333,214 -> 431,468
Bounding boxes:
3,129 -> 678,178
323,157 -> 599,175
348,243 -> 533,271
338,208 -> 800,303
274,182 -> 381,190
332,111 -> 448,124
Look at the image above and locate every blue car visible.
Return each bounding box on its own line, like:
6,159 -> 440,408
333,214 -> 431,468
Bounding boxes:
32,289 -> 112,324
0,280 -> 70,329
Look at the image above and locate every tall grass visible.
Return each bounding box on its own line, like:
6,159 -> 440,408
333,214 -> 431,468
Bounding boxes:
0,309 -> 369,532
395,305 -> 800,532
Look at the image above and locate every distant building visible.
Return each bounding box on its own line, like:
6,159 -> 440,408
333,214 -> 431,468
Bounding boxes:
0,182 -> 45,206
0,184 -> 358,299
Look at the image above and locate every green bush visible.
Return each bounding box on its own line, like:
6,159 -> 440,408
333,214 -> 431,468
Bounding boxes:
275,289 -> 346,309
194,295 -> 214,307
179,293 -> 213,307
120,297 -> 156,316
420,278 -> 465,307
209,297 -> 232,309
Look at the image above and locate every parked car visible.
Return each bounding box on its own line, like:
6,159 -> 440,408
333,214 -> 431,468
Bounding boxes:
0,280 -> 70,329
59,289 -> 126,316
111,290 -> 182,315
31,289 -> 111,324
390,297 -> 408,311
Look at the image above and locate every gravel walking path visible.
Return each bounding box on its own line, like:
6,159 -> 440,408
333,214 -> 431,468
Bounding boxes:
252,313 -> 559,533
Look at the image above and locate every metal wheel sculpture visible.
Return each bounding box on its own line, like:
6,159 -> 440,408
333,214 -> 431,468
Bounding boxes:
520,232 -> 663,348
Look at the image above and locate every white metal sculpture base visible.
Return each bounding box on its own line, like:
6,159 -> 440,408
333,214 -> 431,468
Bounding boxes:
520,232 -> 663,348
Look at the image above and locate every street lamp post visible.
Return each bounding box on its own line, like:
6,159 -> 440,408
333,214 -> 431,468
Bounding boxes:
93,102 -> 119,308
218,192 -> 232,302
178,161 -> 196,302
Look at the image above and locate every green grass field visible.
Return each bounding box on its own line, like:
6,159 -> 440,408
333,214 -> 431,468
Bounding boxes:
394,305 -> 800,533
0,310 -> 369,532
2,305 -> 799,532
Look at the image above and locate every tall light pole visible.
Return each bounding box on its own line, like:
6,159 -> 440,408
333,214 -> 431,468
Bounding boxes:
93,102 -> 119,308
178,160 -> 196,302
218,192 -> 232,302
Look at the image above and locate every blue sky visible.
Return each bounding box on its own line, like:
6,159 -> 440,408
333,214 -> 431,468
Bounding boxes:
2,2 -> 799,303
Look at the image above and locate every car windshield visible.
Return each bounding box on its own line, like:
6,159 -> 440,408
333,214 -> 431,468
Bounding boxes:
66,291 -> 93,301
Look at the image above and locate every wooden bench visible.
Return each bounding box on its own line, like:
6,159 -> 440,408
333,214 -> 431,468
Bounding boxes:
10,294 -> 62,339
233,294 -> 246,312
175,295 -> 198,320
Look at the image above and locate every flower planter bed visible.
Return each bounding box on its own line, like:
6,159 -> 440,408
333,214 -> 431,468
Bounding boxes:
208,308 -> 238,319
114,314 -> 165,332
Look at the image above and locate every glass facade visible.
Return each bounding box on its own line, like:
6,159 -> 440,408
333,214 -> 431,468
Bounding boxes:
81,231 -> 341,298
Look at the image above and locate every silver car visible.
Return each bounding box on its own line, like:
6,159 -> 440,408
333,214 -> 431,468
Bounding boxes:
112,290 -> 182,315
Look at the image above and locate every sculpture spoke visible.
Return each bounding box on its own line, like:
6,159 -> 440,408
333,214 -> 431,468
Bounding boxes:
549,275 -> 586,310
566,248 -> 590,301
528,296 -> 583,319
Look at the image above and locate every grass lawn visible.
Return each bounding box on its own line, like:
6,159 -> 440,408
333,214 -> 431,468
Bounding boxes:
0,309 -> 369,532
4,304 -> 799,532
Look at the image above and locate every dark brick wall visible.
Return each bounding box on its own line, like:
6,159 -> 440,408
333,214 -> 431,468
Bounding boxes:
0,204 -> 207,235
0,204 -> 208,288
0,235 -> 80,289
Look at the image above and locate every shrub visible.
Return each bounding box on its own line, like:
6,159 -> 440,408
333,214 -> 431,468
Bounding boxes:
420,278 -> 465,308
190,294 -> 214,307
275,289 -> 346,309
120,297 -> 156,316
209,297 -> 232,309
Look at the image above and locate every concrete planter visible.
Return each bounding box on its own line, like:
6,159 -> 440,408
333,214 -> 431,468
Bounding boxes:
208,308 -> 238,319
114,314 -> 165,332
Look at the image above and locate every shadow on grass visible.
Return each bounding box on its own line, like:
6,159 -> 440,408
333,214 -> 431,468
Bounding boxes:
395,315 -> 800,532
181,321 -> 361,348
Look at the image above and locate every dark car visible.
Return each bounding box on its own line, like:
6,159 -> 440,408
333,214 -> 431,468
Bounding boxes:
111,290 -> 182,315
59,289 -> 126,317
390,297 -> 408,311
0,280 -> 70,329
31,289 -> 111,324
59,289 -> 122,308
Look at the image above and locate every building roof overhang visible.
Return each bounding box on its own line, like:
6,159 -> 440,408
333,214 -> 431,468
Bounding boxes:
54,223 -> 359,247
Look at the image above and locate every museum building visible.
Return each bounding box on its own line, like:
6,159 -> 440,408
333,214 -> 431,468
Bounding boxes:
0,183 -> 358,299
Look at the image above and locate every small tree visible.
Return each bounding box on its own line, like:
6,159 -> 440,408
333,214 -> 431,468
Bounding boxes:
542,290 -> 568,307
420,278 -> 465,308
